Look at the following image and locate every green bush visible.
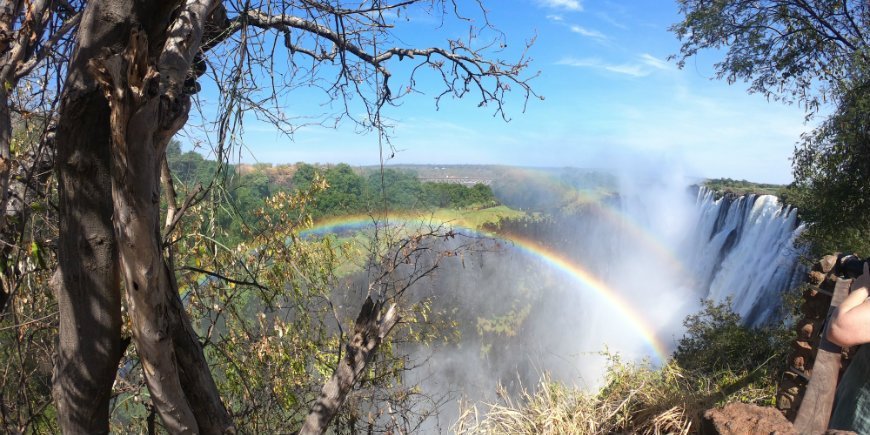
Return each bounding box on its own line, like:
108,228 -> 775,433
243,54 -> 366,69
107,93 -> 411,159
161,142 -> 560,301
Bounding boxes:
454,299 -> 791,434
674,299 -> 790,377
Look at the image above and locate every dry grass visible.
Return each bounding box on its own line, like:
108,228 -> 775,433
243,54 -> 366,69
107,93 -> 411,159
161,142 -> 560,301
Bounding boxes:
453,357 -> 777,435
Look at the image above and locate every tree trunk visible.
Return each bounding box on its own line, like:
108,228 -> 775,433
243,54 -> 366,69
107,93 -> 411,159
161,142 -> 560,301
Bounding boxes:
53,52 -> 121,435
51,1 -> 171,432
0,0 -> 55,236
53,89 -> 121,435
0,126 -> 54,313
300,297 -> 399,435
0,90 -> 13,311
88,1 -> 234,430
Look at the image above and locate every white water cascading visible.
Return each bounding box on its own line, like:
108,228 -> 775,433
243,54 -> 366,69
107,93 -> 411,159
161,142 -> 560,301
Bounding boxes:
403,178 -> 807,431
686,187 -> 805,326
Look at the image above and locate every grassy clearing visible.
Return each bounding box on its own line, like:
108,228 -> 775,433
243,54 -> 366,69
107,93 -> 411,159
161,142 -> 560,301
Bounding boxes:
428,205 -> 529,230
316,205 -> 529,276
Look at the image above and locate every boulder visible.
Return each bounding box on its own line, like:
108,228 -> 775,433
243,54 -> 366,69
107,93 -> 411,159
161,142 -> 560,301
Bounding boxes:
808,270 -> 826,285
701,403 -> 858,435
701,403 -> 796,435
819,255 -> 839,274
797,319 -> 820,341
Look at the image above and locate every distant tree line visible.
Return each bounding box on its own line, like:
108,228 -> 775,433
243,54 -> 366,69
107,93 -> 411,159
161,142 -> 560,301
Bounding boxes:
702,178 -> 784,197
167,142 -> 498,238
491,168 -> 617,212
291,163 -> 497,217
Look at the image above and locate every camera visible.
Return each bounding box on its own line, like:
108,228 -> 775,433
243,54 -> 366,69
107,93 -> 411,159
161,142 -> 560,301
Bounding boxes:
838,254 -> 869,279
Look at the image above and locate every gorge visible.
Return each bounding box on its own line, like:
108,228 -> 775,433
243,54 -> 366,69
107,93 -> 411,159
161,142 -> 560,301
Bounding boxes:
394,174 -> 805,427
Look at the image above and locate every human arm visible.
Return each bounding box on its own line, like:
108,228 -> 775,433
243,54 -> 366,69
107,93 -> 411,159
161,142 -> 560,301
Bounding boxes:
828,262 -> 870,347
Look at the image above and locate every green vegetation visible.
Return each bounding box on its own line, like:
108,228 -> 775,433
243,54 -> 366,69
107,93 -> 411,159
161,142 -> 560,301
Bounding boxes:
427,205 -> 527,230
786,82 -> 870,257
455,301 -> 789,434
108,174 -> 467,432
702,178 -> 785,198
292,163 -> 499,218
673,1 -> 869,257
491,167 -> 617,212
165,143 -> 502,243
674,299 -> 789,385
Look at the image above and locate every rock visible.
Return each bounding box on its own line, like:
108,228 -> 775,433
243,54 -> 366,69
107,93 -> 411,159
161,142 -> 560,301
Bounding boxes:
802,297 -> 832,319
701,403 -> 797,435
797,319 -> 818,340
792,340 -> 815,365
776,393 -> 792,411
820,255 -> 839,274
793,355 -> 806,371
808,270 -> 826,285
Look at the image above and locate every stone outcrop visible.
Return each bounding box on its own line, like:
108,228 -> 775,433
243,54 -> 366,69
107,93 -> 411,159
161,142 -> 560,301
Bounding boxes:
701,403 -> 797,435
701,403 -> 857,435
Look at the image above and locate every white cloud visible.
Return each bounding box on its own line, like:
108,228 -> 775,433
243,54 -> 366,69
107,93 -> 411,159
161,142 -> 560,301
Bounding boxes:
557,54 -> 674,77
556,57 -> 649,77
546,14 -> 564,21
570,25 -> 606,39
595,11 -> 628,30
639,53 -> 670,70
538,0 -> 583,11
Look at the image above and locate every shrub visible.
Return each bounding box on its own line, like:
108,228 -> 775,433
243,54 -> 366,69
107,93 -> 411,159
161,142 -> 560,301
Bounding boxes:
453,300 -> 790,434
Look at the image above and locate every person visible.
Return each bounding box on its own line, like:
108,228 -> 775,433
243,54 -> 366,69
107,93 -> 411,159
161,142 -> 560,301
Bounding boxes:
828,261 -> 870,431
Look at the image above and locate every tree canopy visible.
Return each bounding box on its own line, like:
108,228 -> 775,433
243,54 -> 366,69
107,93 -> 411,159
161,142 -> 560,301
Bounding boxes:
672,0 -> 868,112
673,0 -> 870,256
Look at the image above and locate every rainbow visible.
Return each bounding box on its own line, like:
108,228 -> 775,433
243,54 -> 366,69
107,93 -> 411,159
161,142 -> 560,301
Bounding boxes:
302,212 -> 670,361
488,232 -> 670,361
588,203 -> 690,281
301,211 -> 439,234
481,167 -> 689,280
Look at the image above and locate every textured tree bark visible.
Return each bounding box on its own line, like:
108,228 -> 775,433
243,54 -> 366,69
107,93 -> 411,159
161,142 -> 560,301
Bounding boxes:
91,32 -> 197,431
50,1 -> 206,432
89,1 -> 234,430
0,0 -> 24,238
51,0 -> 138,431
300,297 -> 400,435
0,91 -> 12,311
53,87 -> 121,435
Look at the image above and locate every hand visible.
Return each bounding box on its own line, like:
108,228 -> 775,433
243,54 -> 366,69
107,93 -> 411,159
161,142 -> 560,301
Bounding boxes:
851,262 -> 870,295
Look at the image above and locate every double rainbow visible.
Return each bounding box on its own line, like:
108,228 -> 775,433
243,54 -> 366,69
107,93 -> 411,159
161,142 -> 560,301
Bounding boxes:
302,212 -> 672,361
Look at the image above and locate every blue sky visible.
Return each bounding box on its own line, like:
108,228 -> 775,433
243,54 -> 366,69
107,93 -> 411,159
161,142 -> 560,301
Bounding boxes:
188,0 -> 813,184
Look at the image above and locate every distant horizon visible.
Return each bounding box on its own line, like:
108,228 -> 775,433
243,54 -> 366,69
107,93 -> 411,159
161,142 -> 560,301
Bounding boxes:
184,1 -> 810,187
195,150 -> 783,186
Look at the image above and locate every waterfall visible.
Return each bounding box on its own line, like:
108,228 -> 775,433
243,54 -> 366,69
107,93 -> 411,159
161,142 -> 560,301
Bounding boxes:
397,179 -> 807,425
686,187 -> 805,326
